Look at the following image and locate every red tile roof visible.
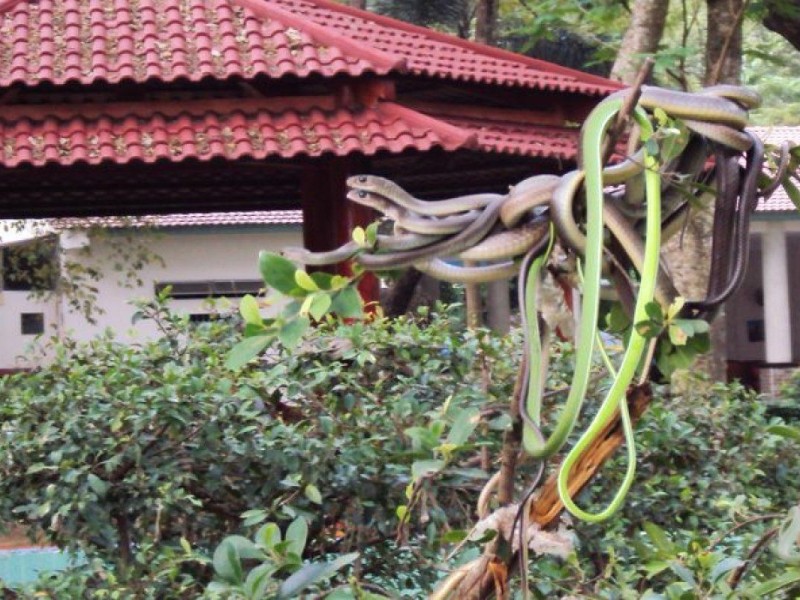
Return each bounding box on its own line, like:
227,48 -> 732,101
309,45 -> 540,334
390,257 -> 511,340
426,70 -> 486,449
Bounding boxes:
749,126 -> 800,213
0,96 -> 476,167
0,0 -> 620,94
441,117 -> 579,160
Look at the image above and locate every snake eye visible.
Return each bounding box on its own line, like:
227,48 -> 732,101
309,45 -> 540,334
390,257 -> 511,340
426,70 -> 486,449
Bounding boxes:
357,176 -> 367,183
358,191 -> 368,198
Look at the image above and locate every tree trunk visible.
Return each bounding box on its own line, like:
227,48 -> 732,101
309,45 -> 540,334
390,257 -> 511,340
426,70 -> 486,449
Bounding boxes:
610,0 -> 670,83
705,0 -> 745,85
764,0 -> 800,51
474,0 -> 499,45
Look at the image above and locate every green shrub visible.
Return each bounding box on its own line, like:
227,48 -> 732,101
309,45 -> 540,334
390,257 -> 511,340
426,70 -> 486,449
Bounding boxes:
3,301 -> 799,597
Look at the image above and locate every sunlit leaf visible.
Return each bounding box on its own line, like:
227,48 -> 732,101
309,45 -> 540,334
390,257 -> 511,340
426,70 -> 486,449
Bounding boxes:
295,269 -> 319,292
239,294 -> 262,326
309,293 -> 333,322
260,251 -> 303,296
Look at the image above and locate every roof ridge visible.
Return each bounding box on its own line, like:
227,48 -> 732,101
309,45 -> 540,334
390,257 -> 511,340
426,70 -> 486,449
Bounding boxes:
380,102 -> 477,150
230,0 -> 406,74
297,0 -> 623,92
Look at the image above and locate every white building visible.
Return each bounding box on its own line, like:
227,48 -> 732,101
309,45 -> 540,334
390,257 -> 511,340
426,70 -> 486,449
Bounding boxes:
0,211 -> 302,371
726,127 -> 800,393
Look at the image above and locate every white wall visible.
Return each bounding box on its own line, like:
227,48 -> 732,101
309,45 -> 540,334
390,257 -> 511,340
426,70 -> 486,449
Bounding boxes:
0,291 -> 58,370
0,225 -> 302,368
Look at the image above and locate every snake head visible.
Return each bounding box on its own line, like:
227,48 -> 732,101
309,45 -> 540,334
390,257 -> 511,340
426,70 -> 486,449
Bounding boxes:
346,189 -> 387,210
346,174 -> 376,190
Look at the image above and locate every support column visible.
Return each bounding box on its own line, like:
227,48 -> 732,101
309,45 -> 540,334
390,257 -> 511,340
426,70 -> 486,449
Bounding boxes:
761,227 -> 793,364
300,158 -> 379,307
486,280 -> 510,334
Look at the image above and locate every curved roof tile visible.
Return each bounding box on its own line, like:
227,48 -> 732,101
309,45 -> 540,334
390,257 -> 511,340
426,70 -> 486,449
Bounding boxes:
0,97 -> 475,167
0,0 -> 620,94
0,0 -> 397,87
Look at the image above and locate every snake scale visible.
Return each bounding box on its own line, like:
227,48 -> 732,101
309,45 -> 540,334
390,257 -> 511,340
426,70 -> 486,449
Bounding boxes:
281,85 -> 765,523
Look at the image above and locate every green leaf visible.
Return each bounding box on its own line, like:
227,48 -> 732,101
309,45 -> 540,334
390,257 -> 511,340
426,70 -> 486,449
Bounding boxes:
742,568 -> 800,596
445,407 -> 480,446
606,302 -> 631,333
666,297 -> 685,321
242,509 -> 268,528
365,222 -> 379,246
309,293 -> 333,322
285,517 -> 309,557
767,424 -> 800,441
785,179 -> 800,212
213,540 -> 244,584
223,535 -> 265,560
653,107 -> 669,126
411,459 -> 446,480
668,561 -> 697,587
635,319 -> 661,339
276,553 -> 359,599
396,505 -> 408,521
239,294 -> 262,326
86,474 -> 109,496
330,275 -> 350,290
709,556 -> 744,583
330,287 -> 363,319
180,538 -> 192,555
643,522 -> 676,556
668,323 -> 689,346
257,523 -> 281,552
441,529 -> 468,544
244,564 -> 277,599
352,227 -> 366,247
309,271 -> 334,290
643,559 -> 670,576
260,251 -> 303,296
304,484 -> 323,505
225,335 -> 272,370
295,269 -> 319,292
279,316 -> 310,349
645,301 -> 663,323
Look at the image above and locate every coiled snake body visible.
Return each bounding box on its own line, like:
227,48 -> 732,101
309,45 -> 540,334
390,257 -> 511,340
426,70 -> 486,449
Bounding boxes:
282,84 -> 765,522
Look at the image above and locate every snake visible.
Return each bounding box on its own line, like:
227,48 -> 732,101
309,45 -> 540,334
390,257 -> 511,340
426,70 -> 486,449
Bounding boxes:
686,130 -> 765,316
347,188 -> 485,235
550,94 -> 662,521
548,169 -> 678,308
347,175 -> 497,216
519,97 -> 659,465
278,84 -> 760,525
354,193 -> 507,270
282,231 -> 444,265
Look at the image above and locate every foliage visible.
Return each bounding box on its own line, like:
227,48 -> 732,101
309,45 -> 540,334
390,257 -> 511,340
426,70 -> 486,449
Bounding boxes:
0,299 -> 512,596
368,0 -> 472,36
208,517 -> 361,599
519,377 -> 800,597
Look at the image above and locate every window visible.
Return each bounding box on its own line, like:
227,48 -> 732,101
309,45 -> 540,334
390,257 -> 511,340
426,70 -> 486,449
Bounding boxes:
2,237 -> 58,292
189,313 -> 215,323
155,280 -> 263,299
21,313 -> 45,335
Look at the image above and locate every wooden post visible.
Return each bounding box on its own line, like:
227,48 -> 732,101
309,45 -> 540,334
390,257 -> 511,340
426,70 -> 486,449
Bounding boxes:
300,157 -> 380,307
